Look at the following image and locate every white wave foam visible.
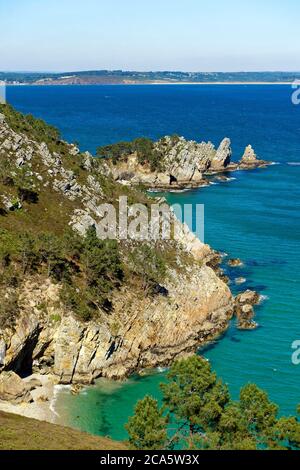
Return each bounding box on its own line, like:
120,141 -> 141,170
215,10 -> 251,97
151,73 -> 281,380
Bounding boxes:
235,277 -> 246,285
169,188 -> 190,193
54,384 -> 72,391
49,402 -> 60,418
49,385 -> 69,418
157,366 -> 168,373
258,294 -> 269,304
287,162 -> 300,166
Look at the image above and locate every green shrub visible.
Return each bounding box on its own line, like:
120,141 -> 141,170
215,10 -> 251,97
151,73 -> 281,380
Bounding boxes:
128,244 -> 167,291
97,137 -> 163,172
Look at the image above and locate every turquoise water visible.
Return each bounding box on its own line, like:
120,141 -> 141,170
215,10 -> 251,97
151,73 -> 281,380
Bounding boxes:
7,85 -> 300,440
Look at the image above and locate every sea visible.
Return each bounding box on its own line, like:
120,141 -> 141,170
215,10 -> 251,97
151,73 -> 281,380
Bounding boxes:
7,84 -> 300,441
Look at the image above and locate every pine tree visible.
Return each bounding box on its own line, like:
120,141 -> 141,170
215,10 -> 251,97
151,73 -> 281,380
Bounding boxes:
161,355 -> 229,448
125,396 -> 168,450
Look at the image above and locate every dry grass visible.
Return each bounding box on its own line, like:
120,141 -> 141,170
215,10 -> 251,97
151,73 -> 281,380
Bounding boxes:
0,411 -> 127,450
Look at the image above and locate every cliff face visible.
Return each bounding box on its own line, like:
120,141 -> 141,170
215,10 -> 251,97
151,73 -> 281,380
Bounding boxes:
1,266 -> 232,383
0,105 -> 234,384
101,135 -> 270,190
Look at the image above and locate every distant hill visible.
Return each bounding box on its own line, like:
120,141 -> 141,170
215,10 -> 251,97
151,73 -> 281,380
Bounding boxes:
1,70 -> 299,85
0,411 -> 126,450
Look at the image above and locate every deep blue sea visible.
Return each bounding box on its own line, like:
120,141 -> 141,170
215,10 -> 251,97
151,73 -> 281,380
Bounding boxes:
7,85 -> 300,440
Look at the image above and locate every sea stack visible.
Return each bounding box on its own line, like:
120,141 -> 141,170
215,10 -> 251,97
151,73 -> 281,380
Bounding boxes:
239,145 -> 269,169
210,137 -> 232,171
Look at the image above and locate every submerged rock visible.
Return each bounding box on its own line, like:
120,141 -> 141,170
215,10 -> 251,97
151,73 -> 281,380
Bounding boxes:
228,258 -> 243,267
71,384 -> 84,395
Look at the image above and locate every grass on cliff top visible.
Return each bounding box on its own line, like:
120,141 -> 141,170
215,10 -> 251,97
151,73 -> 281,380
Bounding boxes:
0,411 -> 126,450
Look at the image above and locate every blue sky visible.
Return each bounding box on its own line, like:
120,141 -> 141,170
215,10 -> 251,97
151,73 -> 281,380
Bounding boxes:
1,0 -> 299,72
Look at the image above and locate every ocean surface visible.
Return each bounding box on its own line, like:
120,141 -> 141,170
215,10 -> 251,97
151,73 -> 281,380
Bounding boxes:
7,85 -> 300,441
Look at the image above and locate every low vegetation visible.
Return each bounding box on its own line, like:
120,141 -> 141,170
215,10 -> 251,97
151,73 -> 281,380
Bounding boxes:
97,134 -> 186,173
97,137 -> 165,171
2,104 -> 61,146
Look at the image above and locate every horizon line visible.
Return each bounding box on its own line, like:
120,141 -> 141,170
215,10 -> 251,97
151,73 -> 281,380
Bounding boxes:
2,69 -> 300,74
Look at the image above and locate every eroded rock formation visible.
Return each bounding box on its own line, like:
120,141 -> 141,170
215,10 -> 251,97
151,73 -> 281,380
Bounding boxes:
101,136 -> 270,190
239,145 -> 269,169
0,266 -> 233,383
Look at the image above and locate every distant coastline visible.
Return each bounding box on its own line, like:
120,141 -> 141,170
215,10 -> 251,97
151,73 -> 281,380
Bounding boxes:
1,70 -> 299,86
6,81 -> 294,86
133,81 -> 293,85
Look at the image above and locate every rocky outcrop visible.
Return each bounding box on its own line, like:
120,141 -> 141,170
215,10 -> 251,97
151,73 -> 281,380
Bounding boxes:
210,138 -> 232,170
234,290 -> 260,330
101,136 -> 270,190
236,290 -> 260,306
239,145 -> 269,169
228,258 -> 243,267
102,136 -> 229,189
102,136 -> 216,189
0,371 -> 33,404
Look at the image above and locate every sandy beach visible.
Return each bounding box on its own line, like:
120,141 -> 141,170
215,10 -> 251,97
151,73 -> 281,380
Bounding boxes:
146,81 -> 294,86
0,374 -> 60,424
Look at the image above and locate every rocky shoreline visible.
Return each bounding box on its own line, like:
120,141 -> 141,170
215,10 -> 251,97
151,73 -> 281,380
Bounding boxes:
100,136 -> 271,191
0,106 -> 265,415
0,373 -> 58,423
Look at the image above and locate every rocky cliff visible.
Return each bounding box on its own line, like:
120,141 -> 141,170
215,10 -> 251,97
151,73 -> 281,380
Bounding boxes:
1,267 -> 233,383
99,135 -> 270,190
0,104 -> 235,387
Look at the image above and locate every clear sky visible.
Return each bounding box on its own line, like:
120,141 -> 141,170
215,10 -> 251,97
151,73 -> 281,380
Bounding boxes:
1,0 -> 299,72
